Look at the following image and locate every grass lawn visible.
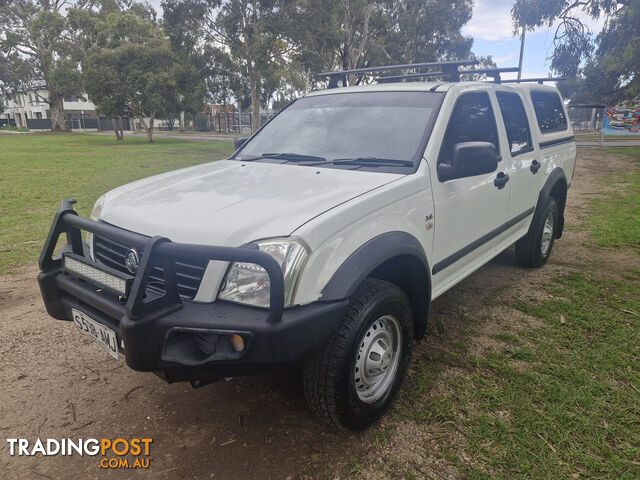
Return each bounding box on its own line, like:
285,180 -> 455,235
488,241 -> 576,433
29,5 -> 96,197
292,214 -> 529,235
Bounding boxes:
0,133 -> 234,273
365,148 -> 640,479
392,271 -> 639,479
589,148 -> 640,250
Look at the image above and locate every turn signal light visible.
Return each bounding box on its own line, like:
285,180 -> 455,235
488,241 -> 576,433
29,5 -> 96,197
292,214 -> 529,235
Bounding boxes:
229,334 -> 245,352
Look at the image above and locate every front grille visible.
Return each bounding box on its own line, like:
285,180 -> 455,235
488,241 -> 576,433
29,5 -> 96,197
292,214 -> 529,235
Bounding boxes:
93,234 -> 208,301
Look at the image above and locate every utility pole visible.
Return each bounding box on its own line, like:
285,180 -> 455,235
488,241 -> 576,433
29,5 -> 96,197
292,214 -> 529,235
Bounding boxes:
517,27 -> 526,80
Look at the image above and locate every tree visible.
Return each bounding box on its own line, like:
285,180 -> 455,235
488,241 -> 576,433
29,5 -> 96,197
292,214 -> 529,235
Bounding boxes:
84,37 -> 188,142
0,1 -> 86,131
293,0 -> 475,86
512,0 -> 638,103
66,2 -> 159,139
77,2 -> 205,141
580,1 -> 640,103
164,0 -> 295,131
204,46 -> 242,111
162,0 -> 214,131
292,0 -> 389,84
162,0 -> 479,127
383,0 -> 474,64
215,1 -> 296,131
162,58 -> 207,130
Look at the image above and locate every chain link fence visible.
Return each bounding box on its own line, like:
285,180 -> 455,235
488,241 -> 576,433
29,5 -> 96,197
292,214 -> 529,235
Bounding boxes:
567,105 -> 605,134
212,112 -> 276,134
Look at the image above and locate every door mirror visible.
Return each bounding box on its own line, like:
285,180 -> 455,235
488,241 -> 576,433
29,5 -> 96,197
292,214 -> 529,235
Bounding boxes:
438,141 -> 498,181
234,136 -> 249,150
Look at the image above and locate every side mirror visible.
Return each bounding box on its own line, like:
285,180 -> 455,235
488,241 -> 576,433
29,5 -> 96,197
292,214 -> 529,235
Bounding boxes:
234,136 -> 249,150
438,141 -> 498,181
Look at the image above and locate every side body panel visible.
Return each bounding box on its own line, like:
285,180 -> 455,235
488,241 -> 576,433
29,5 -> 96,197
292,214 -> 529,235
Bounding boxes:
492,87 -> 544,219
291,160 -> 435,306
427,85 -> 514,299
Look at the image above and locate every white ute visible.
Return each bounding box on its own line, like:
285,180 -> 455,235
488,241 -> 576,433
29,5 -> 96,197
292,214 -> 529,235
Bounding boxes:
38,62 -> 576,430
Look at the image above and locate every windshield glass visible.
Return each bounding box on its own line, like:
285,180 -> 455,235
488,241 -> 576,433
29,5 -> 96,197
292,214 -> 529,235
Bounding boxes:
233,91 -> 442,169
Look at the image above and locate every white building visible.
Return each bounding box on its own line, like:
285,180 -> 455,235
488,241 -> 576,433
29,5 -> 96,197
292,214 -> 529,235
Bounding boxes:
2,87 -> 98,129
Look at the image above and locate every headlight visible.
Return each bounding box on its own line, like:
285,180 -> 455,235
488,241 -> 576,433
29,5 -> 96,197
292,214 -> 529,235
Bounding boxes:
86,195 -> 105,259
218,238 -> 309,308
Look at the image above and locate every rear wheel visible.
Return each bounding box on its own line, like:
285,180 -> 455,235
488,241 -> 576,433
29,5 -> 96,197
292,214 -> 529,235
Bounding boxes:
303,279 -> 413,430
516,197 -> 558,268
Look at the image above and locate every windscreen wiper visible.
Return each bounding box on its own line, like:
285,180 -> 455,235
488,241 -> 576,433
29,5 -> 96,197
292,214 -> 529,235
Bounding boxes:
242,152 -> 327,163
330,157 -> 415,167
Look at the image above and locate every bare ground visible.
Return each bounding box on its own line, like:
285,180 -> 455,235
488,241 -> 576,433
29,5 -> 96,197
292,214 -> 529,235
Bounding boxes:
0,148 -> 638,479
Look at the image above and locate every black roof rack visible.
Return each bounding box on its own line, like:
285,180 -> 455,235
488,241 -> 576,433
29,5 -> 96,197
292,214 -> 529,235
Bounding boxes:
318,61 -> 565,88
460,67 -> 520,82
318,60 -> 479,88
501,77 -> 565,84
377,72 -> 446,83
376,67 -> 522,84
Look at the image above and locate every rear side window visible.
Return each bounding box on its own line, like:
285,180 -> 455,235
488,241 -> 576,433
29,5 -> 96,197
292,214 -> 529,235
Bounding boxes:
496,92 -> 533,156
530,91 -> 568,133
439,91 -> 499,165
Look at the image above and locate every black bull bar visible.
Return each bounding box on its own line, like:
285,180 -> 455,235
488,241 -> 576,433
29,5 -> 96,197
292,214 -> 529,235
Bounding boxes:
38,199 -> 285,324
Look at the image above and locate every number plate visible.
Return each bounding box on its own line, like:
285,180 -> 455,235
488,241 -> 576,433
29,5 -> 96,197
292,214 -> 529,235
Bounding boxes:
72,309 -> 119,360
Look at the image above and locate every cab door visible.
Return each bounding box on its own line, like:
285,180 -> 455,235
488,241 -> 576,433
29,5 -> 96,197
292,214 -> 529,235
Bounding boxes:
429,90 -> 511,295
494,90 -> 540,219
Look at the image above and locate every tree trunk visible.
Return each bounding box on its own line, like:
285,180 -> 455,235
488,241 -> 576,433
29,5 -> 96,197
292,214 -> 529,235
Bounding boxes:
250,72 -> 260,132
137,113 -> 154,142
111,118 -> 121,140
179,111 -> 185,132
49,90 -> 69,132
142,112 -> 155,142
118,116 -> 124,140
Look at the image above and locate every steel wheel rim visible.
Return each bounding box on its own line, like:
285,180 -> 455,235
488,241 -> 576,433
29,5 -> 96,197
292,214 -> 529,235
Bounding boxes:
353,315 -> 402,404
541,210 -> 554,255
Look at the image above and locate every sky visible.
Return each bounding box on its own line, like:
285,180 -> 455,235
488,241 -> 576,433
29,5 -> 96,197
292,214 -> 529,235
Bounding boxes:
147,0 -> 606,80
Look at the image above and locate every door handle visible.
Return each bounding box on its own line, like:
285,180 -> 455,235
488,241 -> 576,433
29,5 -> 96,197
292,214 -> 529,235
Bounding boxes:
530,160 -> 541,174
494,172 -> 509,189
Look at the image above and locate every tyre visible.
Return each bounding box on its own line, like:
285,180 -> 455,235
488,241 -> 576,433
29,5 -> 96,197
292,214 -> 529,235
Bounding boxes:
303,278 -> 413,431
516,197 -> 558,268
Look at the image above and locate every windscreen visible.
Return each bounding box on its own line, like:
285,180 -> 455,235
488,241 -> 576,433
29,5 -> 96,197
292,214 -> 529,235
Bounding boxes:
234,91 -> 442,166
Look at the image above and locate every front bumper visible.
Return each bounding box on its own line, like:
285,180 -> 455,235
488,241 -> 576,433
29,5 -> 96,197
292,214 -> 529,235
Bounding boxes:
38,200 -> 348,383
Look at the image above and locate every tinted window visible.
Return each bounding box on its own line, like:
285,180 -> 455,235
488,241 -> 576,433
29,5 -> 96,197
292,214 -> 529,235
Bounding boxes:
236,92 -> 441,166
439,91 -> 499,165
497,91 -> 532,155
531,91 -> 567,133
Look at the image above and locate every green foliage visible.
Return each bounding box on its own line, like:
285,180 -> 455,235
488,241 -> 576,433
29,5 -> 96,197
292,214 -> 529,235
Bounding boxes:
2,0 -> 487,129
0,1 -> 158,130
0,51 -> 34,95
585,1 -> 640,102
293,0 -> 475,81
0,1 -> 84,129
513,0 -> 639,103
162,0 -> 480,125
217,0 -> 297,128
82,7 -> 206,141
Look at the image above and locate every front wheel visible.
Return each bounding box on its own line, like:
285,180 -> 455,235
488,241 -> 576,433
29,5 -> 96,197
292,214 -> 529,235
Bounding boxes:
516,197 -> 558,268
303,279 -> 413,431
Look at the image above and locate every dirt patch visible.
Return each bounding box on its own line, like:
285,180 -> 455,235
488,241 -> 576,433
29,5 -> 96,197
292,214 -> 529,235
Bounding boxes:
0,148 -> 637,479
